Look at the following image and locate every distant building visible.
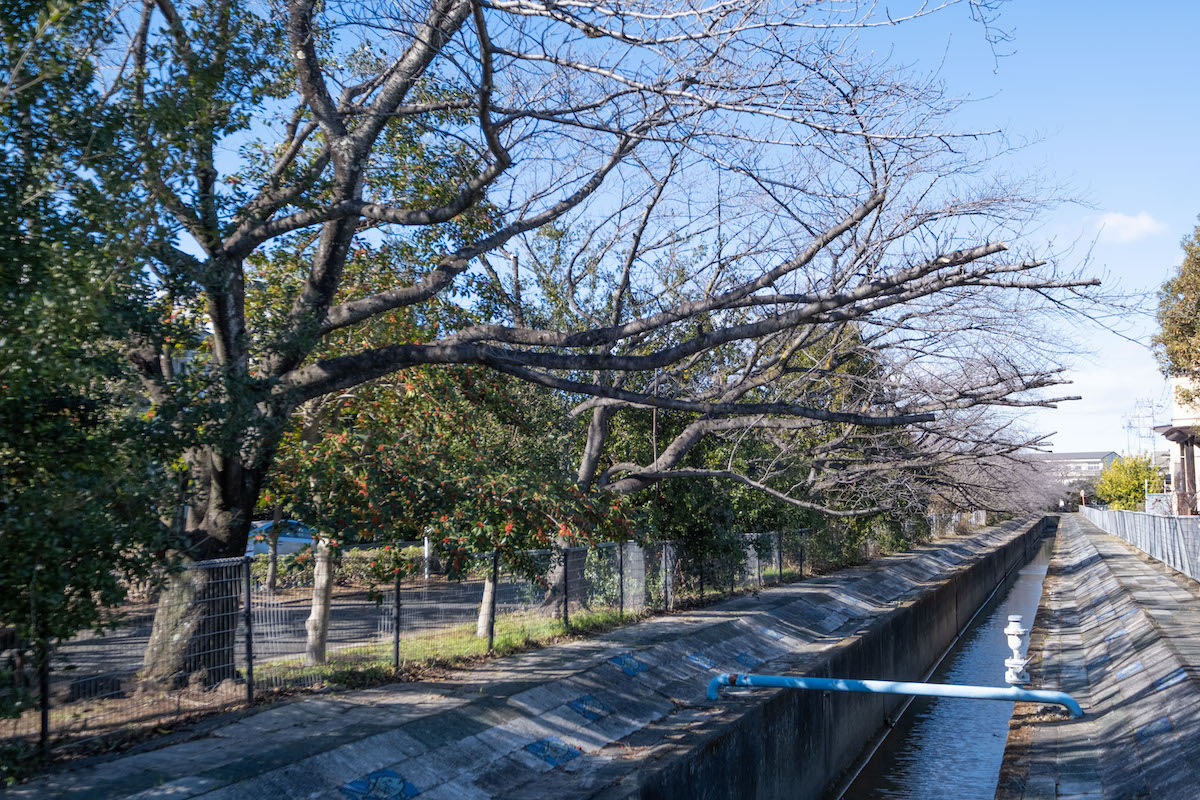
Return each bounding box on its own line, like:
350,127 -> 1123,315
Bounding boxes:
1154,379 -> 1200,515
1027,451 -> 1119,485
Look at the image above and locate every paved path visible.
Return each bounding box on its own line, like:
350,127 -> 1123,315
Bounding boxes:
5,520 -> 1042,800
996,514 -> 1200,800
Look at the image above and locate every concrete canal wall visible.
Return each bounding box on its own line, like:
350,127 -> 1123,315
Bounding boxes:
996,514 -> 1200,800
616,515 -> 1053,800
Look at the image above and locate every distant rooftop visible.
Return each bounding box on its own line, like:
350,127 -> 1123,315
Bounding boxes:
1026,451 -> 1119,461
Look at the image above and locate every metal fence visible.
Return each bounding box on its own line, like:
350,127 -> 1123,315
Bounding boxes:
2,531 -> 806,755
1080,506 -> 1200,581
926,510 -> 987,537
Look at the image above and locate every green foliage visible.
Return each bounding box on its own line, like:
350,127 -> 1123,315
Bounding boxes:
248,546 -> 428,590
0,739 -> 39,787
1156,220 -> 1200,404
0,0 -> 178,667
804,513 -> 924,570
1096,455 -> 1163,511
264,363 -> 633,583
242,204 -> 633,580
1057,478 -> 1098,511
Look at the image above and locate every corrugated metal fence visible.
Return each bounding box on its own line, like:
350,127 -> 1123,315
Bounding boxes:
1079,506 -> 1200,581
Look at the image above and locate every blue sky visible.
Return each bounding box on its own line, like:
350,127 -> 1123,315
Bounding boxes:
875,1 -> 1199,454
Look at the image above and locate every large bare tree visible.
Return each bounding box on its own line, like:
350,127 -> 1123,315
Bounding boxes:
92,0 -> 1093,569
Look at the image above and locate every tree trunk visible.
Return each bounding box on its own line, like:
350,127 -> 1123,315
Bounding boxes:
539,547 -> 588,615
141,559 -> 242,688
266,533 -> 279,594
305,538 -> 334,666
266,503 -> 282,594
142,431 -> 277,688
157,491 -> 254,687
538,407 -> 615,612
475,571 -> 496,639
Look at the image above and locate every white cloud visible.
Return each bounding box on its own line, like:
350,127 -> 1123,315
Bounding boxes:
1095,211 -> 1168,244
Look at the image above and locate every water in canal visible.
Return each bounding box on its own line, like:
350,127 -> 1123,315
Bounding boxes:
835,532 -> 1057,800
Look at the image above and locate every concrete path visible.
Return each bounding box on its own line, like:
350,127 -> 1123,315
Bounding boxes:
996,514 -> 1200,800
6,520 -> 1038,800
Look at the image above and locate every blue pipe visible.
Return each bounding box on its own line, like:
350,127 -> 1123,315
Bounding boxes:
706,673 -> 1083,717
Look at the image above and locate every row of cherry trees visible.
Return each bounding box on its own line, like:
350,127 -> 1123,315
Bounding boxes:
3,0 -> 1105,686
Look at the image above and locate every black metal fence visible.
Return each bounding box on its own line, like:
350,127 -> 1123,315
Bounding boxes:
2,531 -> 806,755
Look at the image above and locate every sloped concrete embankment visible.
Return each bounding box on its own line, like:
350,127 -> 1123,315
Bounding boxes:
606,516 -> 1053,800
9,517 -> 1053,800
995,514 -> 1200,800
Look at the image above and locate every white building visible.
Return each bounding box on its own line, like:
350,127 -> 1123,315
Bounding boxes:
1154,379 -> 1200,515
1027,451 -> 1119,486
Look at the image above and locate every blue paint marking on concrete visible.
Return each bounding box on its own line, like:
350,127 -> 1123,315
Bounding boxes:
760,627 -> 783,640
1115,660 -> 1144,681
1104,627 -> 1127,642
609,653 -> 648,677
1134,716 -> 1174,744
1087,653 -> 1111,671
687,652 -> 717,670
736,652 -> 764,669
1154,668 -> 1188,692
1096,609 -> 1115,621
1120,608 -> 1139,619
341,769 -> 419,800
568,694 -> 613,721
525,736 -> 582,767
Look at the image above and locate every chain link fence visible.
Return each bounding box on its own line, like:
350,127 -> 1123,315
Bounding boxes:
926,510 -> 987,537
1,558 -> 250,757
1080,505 -> 1200,581
2,531 -> 806,756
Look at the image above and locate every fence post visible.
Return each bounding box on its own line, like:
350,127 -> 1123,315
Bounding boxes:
562,549 -> 571,629
799,530 -> 806,578
392,570 -> 402,670
699,559 -> 705,601
37,639 -> 49,759
662,543 -> 673,611
777,531 -> 783,583
756,536 -> 763,587
618,543 -> 625,618
487,550 -> 499,651
243,556 -> 254,705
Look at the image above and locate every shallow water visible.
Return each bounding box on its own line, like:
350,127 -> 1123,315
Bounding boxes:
838,533 -> 1056,800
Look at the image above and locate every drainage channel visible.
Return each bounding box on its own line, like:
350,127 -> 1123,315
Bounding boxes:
830,530 -> 1058,800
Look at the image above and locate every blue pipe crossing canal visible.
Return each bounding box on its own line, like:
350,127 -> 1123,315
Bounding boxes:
706,673 -> 1083,718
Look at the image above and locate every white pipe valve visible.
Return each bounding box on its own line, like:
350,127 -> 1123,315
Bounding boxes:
1003,614 -> 1030,685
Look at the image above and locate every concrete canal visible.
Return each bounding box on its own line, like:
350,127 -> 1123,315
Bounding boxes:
833,529 -> 1058,799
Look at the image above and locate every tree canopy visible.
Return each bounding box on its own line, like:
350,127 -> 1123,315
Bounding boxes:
1155,220 -> 1200,405
0,0 -> 1111,676
48,0 -> 1095,564
0,0 -> 176,655
1096,455 -> 1164,511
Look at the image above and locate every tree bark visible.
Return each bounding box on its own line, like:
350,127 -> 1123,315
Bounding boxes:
304,538 -> 334,666
475,571 -> 496,639
142,427 -> 278,686
141,559 -> 242,688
